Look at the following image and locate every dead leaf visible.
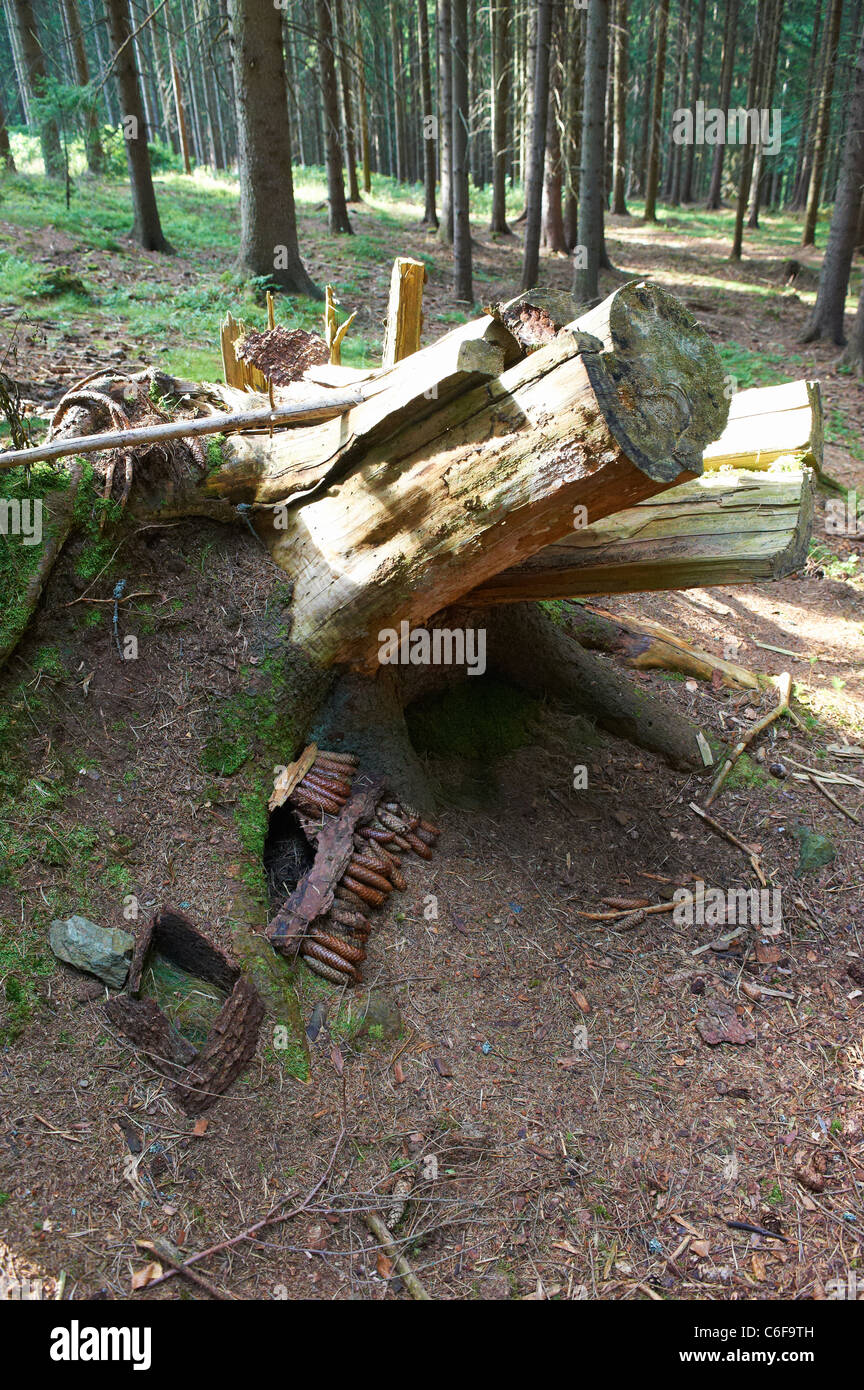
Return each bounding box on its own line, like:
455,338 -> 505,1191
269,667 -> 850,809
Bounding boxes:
330,1045 -> 344,1076
192,1117 -> 208,1137
573,990 -> 590,1014
393,1060 -> 405,1085
376,1250 -> 393,1280
691,1239 -> 710,1258
751,1253 -> 767,1281
131,1261 -> 162,1290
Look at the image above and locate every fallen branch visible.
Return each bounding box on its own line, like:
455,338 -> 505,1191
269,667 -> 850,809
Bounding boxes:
689,801 -> 767,886
134,1130 -> 344,1294
808,773 -> 860,823
362,1210 -> 432,1301
134,1239 -> 234,1301
704,672 -> 792,807
0,388 -> 367,469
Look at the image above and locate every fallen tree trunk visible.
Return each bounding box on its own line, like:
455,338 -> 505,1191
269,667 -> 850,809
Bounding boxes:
467,466 -> 814,602
702,379 -> 822,472
259,281 -> 728,668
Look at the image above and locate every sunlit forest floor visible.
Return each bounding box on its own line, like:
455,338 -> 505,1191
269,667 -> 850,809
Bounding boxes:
1,147 -> 863,1301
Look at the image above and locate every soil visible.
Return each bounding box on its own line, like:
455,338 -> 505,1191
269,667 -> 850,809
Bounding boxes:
0,196 -> 863,1302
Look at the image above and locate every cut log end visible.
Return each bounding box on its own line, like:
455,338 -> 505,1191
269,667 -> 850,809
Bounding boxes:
573,279 -> 729,484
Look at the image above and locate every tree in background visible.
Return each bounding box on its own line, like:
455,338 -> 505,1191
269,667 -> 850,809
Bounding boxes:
705,0 -> 739,209
643,0 -> 669,221
520,0 -> 553,287
316,0 -> 353,234
489,0 -> 511,234
228,0 -> 319,290
802,0 -> 844,246
451,0 -> 472,300
61,0 -> 104,174
610,0 -> 629,215
573,0 -> 609,304
803,18 -> 864,341
12,0 -> 64,176
437,0 -> 454,243
105,0 -> 172,251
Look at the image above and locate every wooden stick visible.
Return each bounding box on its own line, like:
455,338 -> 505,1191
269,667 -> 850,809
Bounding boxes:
363,1210 -> 432,1300
808,773 -> 860,823
689,801 -> 767,886
134,1239 -> 234,1300
704,672 -> 792,807
0,389 -> 367,470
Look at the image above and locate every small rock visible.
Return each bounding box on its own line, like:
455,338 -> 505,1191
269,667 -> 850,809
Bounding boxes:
769,762 -> 787,778
49,915 -> 134,989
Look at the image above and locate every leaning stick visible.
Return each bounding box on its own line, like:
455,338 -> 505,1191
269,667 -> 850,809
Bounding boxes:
704,672 -> 792,808
0,388 -> 367,470
689,801 -> 767,887
362,1210 -> 432,1301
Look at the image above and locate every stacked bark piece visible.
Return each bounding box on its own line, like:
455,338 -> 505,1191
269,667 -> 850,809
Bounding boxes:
267,746 -> 438,985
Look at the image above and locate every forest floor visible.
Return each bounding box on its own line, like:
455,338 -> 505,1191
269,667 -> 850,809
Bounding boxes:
0,161 -> 863,1302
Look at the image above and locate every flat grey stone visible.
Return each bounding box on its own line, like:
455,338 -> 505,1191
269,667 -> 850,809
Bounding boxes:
49,916 -> 134,990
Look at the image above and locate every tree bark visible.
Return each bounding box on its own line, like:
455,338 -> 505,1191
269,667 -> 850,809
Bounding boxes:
451,0 -> 473,301
353,3 -> 372,192
389,0 -> 408,183
610,0 -> 628,214
437,0 -> 454,242
169,43 -> 193,174
520,0 -> 554,287
12,0 -> 64,177
789,0 -> 824,210
62,0 -> 104,173
541,3 -> 567,254
104,0 -> 173,252
564,6 -> 584,247
333,0 -> 361,201
730,0 -> 766,261
489,0 -> 511,233
666,0 -> 689,205
643,0 -> 669,222
418,0 -> 438,225
573,0 -> 609,303
0,91 -> 15,170
802,20 -> 864,343
316,0 -> 354,234
802,0 -> 844,246
228,0 -> 320,287
680,0 -> 706,203
705,0 -> 740,209
748,0 -> 784,228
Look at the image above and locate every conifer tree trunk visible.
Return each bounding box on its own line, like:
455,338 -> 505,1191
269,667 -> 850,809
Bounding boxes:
451,0 -> 473,300
334,0 -> 361,201
0,92 -> 15,170
730,0 -> 766,259
438,0 -> 454,242
610,0 -> 628,214
681,0 -> 706,202
748,0 -> 784,228
643,0 -> 669,221
705,0 -> 739,209
573,0 -> 609,302
520,0 -> 553,288
789,0 -> 824,209
316,0 -> 354,233
489,0 -> 511,233
419,0 -> 438,225
541,2 -> 567,252
12,0 -> 64,177
390,0 -> 408,182
802,0 -> 844,246
105,0 -> 172,251
62,0 -> 104,173
803,20 -> 864,342
228,0 -> 320,286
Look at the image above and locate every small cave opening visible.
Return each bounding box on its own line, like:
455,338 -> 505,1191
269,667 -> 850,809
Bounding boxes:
262,802 -> 315,914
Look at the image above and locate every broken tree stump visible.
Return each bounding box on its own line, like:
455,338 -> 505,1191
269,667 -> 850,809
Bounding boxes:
381,256 -> 427,366
264,280 -> 728,668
